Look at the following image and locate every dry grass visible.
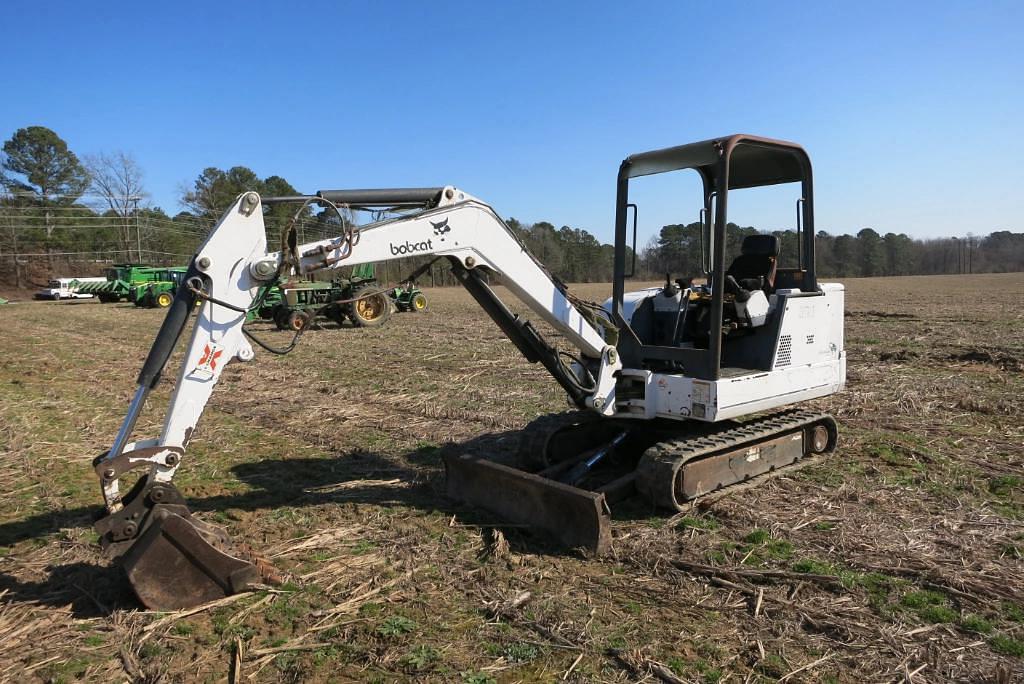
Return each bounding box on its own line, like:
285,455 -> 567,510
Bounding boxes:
0,272 -> 1021,682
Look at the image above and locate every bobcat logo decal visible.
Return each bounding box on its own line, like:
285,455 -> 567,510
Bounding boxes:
189,342 -> 224,381
430,219 -> 451,241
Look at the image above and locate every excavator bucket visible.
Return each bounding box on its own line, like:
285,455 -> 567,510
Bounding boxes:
94,479 -> 262,610
121,512 -> 261,610
443,453 -> 612,554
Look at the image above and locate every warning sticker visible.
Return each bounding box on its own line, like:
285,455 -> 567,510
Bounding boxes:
692,381 -> 710,404
189,342 -> 224,380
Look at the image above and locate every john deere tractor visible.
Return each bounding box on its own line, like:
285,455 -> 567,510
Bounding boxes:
261,264 -> 391,330
389,282 -> 429,313
129,267 -> 190,308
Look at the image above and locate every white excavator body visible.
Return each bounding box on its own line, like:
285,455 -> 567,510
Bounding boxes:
90,134 -> 846,610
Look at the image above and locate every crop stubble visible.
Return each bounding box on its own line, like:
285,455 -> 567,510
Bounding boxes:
0,272 -> 1021,682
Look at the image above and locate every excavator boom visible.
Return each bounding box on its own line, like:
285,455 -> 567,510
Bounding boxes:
93,187 -> 621,608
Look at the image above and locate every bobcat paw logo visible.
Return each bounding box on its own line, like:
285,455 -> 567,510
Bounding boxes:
430,219 -> 451,241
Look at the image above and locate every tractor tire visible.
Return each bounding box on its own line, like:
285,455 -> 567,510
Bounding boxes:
156,292 -> 173,308
347,287 -> 392,328
410,293 -> 428,312
287,311 -> 311,331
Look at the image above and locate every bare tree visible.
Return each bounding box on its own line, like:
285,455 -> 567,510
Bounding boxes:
85,152 -> 148,261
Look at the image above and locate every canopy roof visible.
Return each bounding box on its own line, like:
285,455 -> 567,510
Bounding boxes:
621,134 -> 810,189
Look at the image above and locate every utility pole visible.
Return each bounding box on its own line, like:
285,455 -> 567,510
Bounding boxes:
131,195 -> 142,263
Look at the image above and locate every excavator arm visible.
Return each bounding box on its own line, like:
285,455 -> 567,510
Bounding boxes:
93,188 -> 621,609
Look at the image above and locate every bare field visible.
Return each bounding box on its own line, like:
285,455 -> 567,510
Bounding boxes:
0,272 -> 1022,683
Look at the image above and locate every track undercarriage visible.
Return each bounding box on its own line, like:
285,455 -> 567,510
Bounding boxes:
444,409 -> 838,554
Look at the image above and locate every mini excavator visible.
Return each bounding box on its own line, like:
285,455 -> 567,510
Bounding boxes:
92,135 -> 845,609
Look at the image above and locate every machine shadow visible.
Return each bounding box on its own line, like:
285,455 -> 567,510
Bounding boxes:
0,422 -> 666,615
207,427 -> 599,557
0,562 -> 142,617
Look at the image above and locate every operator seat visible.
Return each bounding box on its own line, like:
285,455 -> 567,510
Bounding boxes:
725,234 -> 780,295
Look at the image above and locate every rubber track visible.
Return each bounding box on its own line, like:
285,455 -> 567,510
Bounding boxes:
635,408 -> 836,510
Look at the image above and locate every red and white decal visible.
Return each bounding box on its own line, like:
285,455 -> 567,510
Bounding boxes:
190,342 -> 224,380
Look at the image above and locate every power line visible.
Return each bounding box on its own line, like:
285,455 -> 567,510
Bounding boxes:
7,249 -> 192,258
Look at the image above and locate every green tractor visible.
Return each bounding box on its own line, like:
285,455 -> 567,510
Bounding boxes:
129,267 -> 189,308
260,264 -> 392,330
388,281 -> 429,313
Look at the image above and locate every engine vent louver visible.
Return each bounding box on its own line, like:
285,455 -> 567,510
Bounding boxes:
775,335 -> 793,368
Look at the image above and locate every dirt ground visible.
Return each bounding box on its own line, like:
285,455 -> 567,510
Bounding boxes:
0,272 -> 1021,683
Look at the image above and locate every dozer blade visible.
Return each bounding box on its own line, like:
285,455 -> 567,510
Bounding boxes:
121,510 -> 261,610
444,453 -> 612,555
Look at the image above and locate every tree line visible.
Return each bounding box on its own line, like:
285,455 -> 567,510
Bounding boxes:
644,222 -> 1022,280
1,125 -> 1021,289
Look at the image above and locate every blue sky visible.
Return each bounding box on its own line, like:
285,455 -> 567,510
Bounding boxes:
1,1 -> 1021,244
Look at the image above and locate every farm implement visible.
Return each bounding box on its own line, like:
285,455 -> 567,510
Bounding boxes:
91,135 -> 845,609
77,264 -> 186,303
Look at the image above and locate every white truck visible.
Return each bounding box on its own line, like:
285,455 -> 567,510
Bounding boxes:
35,277 -> 106,300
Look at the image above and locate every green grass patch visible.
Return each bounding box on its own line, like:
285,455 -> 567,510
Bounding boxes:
376,615 -> 416,638
504,642 -> 540,663
624,600 -> 644,615
989,476 -> 1022,497
1002,602 -> 1024,622
744,529 -> 770,544
919,604 -> 958,623
400,644 -> 440,671
792,558 -> 836,575
138,642 -> 163,659
900,589 -> 945,609
791,559 -> 902,610
46,657 -> 95,682
704,541 -> 737,565
959,614 -> 994,634
351,540 -> 377,555
358,601 -> 383,617
675,515 -> 720,531
740,528 -> 793,563
605,635 -> 628,650
989,634 -> 1024,657
756,653 -> 788,678
900,589 -> 958,624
